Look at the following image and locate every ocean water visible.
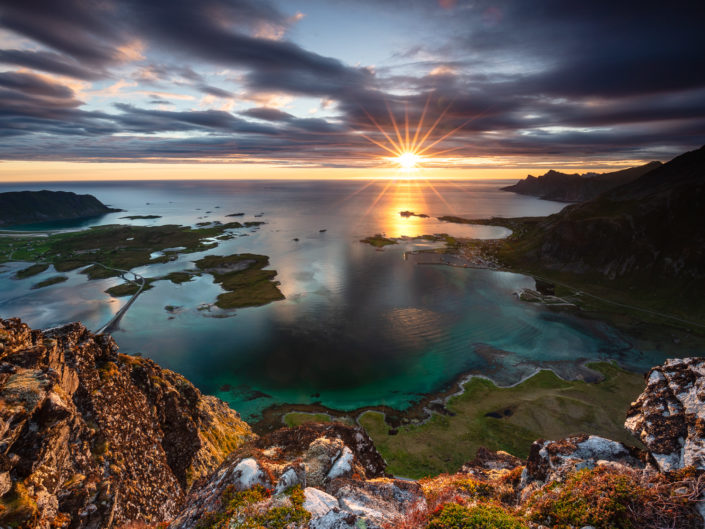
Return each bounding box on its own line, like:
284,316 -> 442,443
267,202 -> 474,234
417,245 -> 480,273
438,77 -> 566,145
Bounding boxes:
0,180 -> 674,420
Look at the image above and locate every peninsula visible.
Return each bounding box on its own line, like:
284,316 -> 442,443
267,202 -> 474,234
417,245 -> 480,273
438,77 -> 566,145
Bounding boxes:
0,190 -> 120,227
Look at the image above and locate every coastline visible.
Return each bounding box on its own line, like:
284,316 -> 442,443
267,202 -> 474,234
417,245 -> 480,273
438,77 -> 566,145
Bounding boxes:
253,359 -> 627,434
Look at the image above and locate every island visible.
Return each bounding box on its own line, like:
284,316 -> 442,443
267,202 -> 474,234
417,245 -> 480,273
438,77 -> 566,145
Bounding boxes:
399,210 -> 429,218
0,190 -> 121,227
0,221 -> 286,329
119,214 -> 162,220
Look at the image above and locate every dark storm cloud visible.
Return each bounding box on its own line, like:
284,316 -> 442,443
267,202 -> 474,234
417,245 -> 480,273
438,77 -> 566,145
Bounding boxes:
1,0 -> 372,98
0,49 -> 103,80
198,84 -> 234,99
242,107 -> 295,122
113,104 -> 279,134
0,0 -> 704,163
0,0 -> 127,67
0,71 -> 75,99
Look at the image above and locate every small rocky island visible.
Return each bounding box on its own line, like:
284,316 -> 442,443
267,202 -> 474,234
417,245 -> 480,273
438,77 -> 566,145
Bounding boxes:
0,190 -> 120,227
1,318 -> 704,529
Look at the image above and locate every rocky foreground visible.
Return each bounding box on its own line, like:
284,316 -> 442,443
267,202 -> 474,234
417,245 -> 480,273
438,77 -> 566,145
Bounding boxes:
2,319 -> 705,528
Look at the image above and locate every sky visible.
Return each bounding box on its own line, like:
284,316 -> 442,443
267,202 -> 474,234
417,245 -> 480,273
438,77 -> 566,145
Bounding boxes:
0,0 -> 704,180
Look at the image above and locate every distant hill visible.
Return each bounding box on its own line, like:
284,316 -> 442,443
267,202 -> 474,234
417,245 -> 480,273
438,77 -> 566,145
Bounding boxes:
501,161 -> 662,202
508,145 -> 705,282
0,190 -> 119,227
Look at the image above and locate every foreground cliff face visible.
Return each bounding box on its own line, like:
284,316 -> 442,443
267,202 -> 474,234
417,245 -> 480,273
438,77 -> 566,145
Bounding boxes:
2,318 -> 704,529
0,318 -> 253,528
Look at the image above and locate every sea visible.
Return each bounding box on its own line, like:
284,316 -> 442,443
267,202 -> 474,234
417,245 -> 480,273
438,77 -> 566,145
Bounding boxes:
0,180 -> 680,420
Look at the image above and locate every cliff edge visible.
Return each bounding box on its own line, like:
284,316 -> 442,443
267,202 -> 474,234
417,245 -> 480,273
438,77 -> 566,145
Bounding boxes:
2,319 -> 704,529
0,318 -> 253,528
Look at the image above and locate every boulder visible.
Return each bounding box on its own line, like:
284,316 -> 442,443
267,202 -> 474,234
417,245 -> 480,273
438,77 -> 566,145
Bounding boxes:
524,434 -> 644,485
626,358 -> 705,471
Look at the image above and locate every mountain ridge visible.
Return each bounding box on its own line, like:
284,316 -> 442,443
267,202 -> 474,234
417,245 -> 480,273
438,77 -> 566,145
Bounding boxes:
501,161 -> 662,202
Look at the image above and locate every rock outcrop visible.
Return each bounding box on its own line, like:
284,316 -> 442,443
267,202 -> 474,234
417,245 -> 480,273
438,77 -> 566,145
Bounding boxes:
3,318 -> 705,529
0,318 -> 253,528
626,357 -> 705,472
0,191 -> 120,227
168,423 -> 418,529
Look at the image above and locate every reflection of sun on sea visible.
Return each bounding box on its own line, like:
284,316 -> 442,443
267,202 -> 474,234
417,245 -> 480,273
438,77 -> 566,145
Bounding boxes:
383,180 -> 429,238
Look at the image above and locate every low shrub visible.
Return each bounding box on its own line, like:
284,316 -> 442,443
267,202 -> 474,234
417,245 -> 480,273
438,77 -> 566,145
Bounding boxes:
427,502 -> 527,529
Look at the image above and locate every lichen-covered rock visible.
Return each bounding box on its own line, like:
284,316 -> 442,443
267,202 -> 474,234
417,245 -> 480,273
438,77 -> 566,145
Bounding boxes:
625,357 -> 705,472
0,318 -> 253,529
461,447 -> 523,474
524,434 -> 644,485
169,423 -> 386,528
328,477 -> 425,528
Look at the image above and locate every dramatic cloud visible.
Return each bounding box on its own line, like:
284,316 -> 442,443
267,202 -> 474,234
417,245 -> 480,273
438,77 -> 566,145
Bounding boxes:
0,0 -> 703,166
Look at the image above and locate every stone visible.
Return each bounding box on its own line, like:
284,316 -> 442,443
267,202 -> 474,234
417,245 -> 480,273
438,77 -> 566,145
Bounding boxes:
626,357 -> 705,471
303,487 -> 340,517
524,435 -> 644,484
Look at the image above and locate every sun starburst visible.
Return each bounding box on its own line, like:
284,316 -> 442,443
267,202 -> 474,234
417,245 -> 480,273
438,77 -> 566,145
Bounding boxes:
358,95 -> 469,178
396,151 -> 422,170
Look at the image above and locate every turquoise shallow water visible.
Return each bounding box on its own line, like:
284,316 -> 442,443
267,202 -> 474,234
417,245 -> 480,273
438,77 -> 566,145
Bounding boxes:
0,180 -> 680,420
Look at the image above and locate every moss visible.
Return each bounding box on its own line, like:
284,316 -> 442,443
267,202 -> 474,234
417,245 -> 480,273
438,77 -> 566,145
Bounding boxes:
0,482 -> 39,528
98,361 -> 120,380
526,467 -> 641,529
427,503 -> 527,529
360,234 -> 397,247
242,503 -> 311,528
31,275 -> 68,289
14,263 -> 49,279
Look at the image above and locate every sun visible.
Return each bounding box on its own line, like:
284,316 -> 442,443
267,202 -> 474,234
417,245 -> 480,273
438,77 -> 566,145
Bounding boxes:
396,151 -> 421,170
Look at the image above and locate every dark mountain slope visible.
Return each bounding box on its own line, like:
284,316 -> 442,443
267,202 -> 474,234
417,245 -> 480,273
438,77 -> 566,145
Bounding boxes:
0,190 -> 119,227
503,146 -> 705,287
501,161 -> 662,202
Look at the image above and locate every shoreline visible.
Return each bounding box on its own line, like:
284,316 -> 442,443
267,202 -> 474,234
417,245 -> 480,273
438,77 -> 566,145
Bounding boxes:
251,359 -> 625,435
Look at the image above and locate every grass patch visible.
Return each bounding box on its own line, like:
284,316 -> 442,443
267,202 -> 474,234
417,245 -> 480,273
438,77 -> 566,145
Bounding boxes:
359,363 -> 645,479
361,234 -> 397,247
31,275 -> 68,289
0,223 -> 244,272
196,253 -> 285,309
14,263 -> 49,279
165,271 -> 194,284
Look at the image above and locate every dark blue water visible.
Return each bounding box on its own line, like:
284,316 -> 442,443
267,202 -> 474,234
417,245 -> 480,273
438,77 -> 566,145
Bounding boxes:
0,180 -> 674,419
